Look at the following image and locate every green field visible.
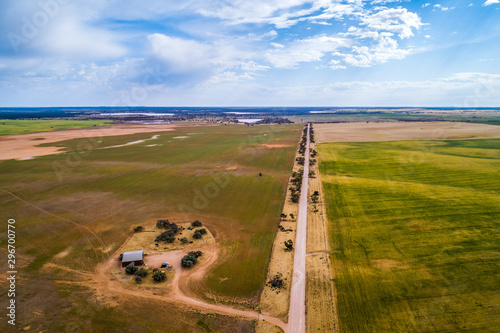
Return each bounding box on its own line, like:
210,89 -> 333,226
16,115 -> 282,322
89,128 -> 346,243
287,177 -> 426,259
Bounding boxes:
0,124 -> 300,332
319,139 -> 500,332
0,119 -> 112,135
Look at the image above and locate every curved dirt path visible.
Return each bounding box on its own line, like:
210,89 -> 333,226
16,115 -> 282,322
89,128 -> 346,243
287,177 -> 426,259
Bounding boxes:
91,243 -> 288,331
288,124 -> 310,333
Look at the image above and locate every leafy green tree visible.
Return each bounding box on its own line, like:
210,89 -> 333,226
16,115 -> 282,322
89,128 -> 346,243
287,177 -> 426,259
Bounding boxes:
152,271 -> 167,282
135,268 -> 148,277
193,230 -> 202,239
181,254 -> 198,268
284,239 -> 294,252
125,263 -> 138,275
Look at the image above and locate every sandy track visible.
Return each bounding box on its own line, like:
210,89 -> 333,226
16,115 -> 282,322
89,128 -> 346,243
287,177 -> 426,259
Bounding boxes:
89,240 -> 288,331
288,124 -> 310,333
315,122 -> 500,143
0,124 -> 181,160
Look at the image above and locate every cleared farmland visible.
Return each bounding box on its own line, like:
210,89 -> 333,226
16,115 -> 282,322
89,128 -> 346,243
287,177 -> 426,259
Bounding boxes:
0,124 -> 300,332
0,119 -> 112,135
319,139 -> 500,332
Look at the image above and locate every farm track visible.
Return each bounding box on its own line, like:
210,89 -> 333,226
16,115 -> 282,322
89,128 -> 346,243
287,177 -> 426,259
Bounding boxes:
86,240 -> 289,331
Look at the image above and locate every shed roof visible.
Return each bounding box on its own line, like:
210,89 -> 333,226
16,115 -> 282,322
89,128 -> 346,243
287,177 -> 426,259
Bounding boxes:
122,250 -> 143,262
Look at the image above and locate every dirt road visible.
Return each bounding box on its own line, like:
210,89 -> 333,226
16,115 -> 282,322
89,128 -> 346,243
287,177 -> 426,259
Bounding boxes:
288,124 -> 310,333
92,242 -> 288,331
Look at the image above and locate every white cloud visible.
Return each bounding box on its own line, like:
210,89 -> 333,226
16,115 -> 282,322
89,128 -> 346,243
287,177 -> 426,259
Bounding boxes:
341,36 -> 410,67
484,0 -> 500,6
265,35 -> 351,68
434,4 -> 455,11
360,8 -> 424,39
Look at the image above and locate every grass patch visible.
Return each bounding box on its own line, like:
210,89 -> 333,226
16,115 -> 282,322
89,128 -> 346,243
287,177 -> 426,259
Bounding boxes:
319,139 -> 500,332
0,119 -> 112,135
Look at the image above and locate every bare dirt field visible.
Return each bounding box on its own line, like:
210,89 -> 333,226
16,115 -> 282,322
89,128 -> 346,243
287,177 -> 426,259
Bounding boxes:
315,122 -> 500,143
0,123 -> 211,160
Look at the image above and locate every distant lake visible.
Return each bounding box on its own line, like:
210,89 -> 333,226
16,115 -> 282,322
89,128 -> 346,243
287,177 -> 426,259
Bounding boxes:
238,119 -> 262,123
101,113 -> 174,116
225,112 -> 261,115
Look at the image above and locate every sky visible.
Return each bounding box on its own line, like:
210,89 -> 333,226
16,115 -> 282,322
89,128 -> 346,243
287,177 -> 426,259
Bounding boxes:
0,0 -> 499,107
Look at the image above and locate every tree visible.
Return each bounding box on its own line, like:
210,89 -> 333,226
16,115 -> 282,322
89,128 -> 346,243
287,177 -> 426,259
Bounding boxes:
135,268 -> 148,277
193,230 -> 202,239
152,271 -> 167,282
290,213 -> 295,220
267,273 -> 285,290
199,228 -> 207,235
180,237 -> 188,243
181,254 -> 198,268
125,263 -> 138,275
284,239 -> 293,252
135,276 -> 142,283
188,251 -> 203,258
133,226 -> 143,233
191,220 -> 202,227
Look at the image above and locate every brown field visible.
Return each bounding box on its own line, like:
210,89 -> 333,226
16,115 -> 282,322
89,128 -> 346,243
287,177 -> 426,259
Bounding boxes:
315,121 -> 500,143
0,123 -> 212,161
305,138 -> 339,333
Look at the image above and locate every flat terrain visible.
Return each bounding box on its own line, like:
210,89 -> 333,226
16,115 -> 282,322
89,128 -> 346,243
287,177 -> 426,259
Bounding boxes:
319,138 -> 500,332
0,123 -> 300,332
315,122 -> 500,143
0,119 -> 112,135
305,137 -> 338,333
0,123 -> 184,160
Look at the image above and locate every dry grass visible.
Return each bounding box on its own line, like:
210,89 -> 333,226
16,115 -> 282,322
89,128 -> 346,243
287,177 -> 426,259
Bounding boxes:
315,122 -> 500,143
259,221 -> 296,320
122,221 -> 215,253
255,320 -> 285,333
257,136 -> 304,330
305,138 -> 339,333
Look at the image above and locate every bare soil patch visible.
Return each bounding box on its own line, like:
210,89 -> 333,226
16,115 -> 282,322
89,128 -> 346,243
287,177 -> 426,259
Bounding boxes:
261,144 -> 292,148
0,123 -> 181,161
315,122 -> 500,143
371,259 -> 405,270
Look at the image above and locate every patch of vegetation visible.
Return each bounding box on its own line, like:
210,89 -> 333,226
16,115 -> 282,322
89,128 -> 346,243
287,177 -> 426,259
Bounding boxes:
181,251 -> 203,268
135,268 -> 148,277
0,119 -> 112,135
284,239 -> 293,252
266,273 -> 285,291
152,271 -> 167,282
125,263 -> 138,275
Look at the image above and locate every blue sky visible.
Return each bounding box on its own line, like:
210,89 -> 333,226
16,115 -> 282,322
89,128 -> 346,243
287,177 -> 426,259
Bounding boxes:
0,0 -> 499,107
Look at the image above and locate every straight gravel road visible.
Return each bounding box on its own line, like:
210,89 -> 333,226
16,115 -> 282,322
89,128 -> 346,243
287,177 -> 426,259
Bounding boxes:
288,124 -> 310,333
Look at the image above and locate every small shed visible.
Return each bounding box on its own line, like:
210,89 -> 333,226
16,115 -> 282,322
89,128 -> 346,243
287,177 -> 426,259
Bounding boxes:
121,250 -> 144,267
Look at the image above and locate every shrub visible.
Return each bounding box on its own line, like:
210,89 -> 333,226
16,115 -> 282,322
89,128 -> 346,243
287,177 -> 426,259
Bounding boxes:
284,239 -> 294,251
199,228 -> 207,235
181,254 -> 198,268
188,251 -> 203,258
135,276 -> 142,283
125,263 -> 138,275
193,230 -> 202,239
133,226 -> 143,233
267,273 -> 285,290
135,268 -> 148,277
155,229 -> 177,242
191,220 -> 202,227
152,271 -> 167,282
180,237 -> 188,244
